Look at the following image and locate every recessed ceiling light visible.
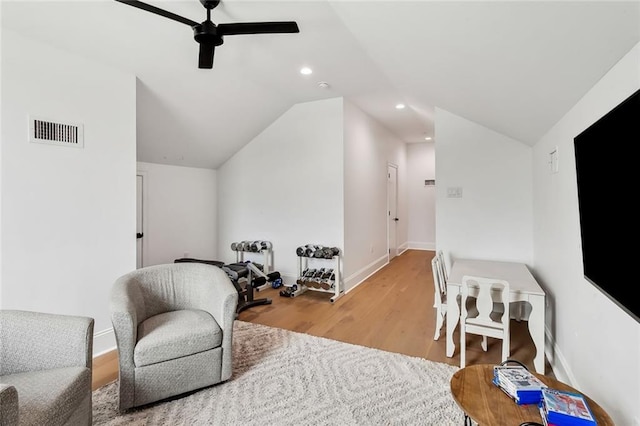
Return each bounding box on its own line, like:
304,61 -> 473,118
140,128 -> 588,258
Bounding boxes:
425,137 -> 432,141
300,67 -> 313,75
395,103 -> 406,110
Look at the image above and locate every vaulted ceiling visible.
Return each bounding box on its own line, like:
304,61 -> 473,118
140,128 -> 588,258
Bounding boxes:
3,1 -> 639,169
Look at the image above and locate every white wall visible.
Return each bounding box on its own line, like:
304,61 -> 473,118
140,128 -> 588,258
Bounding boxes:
217,98 -> 344,282
532,42 -> 640,425
406,142 -> 436,250
0,29 -> 136,355
434,109 -> 533,272
343,100 -> 407,290
137,162 -> 217,267
0,7 -> 4,305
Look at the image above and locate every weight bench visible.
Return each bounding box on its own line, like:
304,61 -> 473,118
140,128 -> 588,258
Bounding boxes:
174,258 -> 272,315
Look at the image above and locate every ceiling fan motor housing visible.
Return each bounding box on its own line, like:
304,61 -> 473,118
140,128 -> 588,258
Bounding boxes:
194,20 -> 223,46
200,0 -> 220,10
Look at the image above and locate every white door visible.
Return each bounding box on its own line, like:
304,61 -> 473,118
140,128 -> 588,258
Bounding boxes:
136,174 -> 144,269
387,164 -> 398,260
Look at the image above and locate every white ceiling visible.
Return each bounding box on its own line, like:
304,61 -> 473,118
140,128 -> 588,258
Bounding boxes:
2,1 -> 639,169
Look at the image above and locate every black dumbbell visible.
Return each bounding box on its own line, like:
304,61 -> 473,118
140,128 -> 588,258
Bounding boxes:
296,246 -> 306,256
305,245 -> 315,257
231,242 -> 238,251
260,241 -> 272,251
279,288 -> 292,297
302,269 -> 317,281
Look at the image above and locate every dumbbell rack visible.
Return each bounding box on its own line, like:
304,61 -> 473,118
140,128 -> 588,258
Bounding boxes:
291,249 -> 343,303
232,241 -> 273,292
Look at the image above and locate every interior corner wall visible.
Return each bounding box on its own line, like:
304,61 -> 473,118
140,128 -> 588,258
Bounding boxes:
216,98 -> 344,282
406,142 -> 436,250
434,108 -> 533,272
136,162 -> 217,267
343,100 -> 407,290
531,41 -> 640,425
0,29 -> 136,355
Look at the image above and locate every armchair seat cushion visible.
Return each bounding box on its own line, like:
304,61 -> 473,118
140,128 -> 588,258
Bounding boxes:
134,309 -> 222,367
1,366 -> 90,426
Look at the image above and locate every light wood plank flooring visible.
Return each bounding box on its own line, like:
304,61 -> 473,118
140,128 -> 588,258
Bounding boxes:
92,249 -> 550,390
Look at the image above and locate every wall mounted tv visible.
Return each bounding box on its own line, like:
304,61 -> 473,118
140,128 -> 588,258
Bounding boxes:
574,88 -> 639,323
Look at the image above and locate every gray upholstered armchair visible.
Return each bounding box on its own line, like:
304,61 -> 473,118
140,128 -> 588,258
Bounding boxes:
0,310 -> 94,426
110,262 -> 238,412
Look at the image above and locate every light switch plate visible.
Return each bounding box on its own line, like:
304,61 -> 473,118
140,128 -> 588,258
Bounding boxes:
447,187 -> 463,198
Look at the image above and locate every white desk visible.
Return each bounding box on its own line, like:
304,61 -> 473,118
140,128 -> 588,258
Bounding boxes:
445,259 -> 546,374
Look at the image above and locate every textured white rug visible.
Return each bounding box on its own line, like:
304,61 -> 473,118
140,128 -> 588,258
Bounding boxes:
93,321 -> 465,425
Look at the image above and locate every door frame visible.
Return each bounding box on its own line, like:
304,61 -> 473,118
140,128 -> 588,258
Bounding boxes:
387,163 -> 399,261
136,169 -> 148,269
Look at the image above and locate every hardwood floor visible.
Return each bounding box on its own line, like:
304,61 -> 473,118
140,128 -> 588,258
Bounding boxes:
92,249 -> 551,390
92,349 -> 119,391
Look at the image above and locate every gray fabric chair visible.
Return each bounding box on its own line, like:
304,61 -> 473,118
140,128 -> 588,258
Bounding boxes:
0,310 -> 94,426
110,262 -> 238,412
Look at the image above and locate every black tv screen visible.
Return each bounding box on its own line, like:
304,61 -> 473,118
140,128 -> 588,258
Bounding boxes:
574,88 -> 639,323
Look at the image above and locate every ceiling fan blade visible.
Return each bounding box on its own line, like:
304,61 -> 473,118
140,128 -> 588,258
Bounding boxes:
199,44 -> 215,69
218,22 -> 299,36
114,0 -> 199,27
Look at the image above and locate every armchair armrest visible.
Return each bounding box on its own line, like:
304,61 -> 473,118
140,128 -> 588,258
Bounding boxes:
196,266 -> 239,329
0,310 -> 94,376
192,266 -> 238,381
110,280 -> 140,372
0,384 -> 19,426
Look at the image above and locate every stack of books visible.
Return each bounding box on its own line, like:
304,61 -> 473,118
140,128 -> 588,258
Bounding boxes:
492,364 -> 547,405
539,388 -> 597,426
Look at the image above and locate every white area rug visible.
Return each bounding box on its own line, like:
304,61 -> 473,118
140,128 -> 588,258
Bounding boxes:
93,320 -> 465,425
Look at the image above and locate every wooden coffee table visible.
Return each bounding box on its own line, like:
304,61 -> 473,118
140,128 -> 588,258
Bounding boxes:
450,364 -> 613,425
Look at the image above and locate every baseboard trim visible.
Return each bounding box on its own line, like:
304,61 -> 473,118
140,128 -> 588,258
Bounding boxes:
407,241 -> 436,251
344,255 -> 389,293
545,325 -> 577,388
93,328 -> 116,357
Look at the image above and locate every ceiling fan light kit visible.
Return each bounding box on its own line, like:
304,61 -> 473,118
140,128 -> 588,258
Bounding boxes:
115,0 -> 299,69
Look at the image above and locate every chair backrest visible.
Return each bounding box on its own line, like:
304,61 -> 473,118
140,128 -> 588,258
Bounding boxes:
460,275 -> 510,334
113,262 -> 232,322
437,250 -> 448,288
431,256 -> 446,306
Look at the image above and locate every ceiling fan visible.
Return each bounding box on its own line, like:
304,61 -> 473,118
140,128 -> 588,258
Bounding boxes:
114,0 -> 300,69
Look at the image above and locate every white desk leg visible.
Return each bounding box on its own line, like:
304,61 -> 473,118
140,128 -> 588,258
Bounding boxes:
528,295 -> 545,374
446,284 -> 460,358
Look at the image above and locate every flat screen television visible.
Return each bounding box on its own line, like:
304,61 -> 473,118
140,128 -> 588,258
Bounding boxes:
574,88 -> 639,323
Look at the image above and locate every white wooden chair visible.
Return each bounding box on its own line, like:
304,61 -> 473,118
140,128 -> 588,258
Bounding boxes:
432,252 -> 476,341
431,256 -> 447,340
460,275 -> 511,368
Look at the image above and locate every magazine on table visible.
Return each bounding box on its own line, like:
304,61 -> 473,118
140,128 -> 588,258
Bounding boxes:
493,364 -> 546,405
540,387 -> 597,426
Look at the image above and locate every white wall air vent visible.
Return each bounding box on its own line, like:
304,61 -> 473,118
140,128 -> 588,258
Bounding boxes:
29,116 -> 84,148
